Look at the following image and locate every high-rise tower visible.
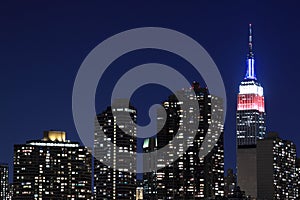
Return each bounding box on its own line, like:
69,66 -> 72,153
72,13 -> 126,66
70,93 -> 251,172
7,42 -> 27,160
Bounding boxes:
236,24 -> 266,146
236,24 -> 266,199
257,132 -> 297,199
143,82 -> 225,199
94,99 -> 137,200
296,158 -> 300,199
13,131 -> 92,199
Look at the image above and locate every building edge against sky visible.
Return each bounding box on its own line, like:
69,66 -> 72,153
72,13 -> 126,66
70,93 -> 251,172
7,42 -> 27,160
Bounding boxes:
13,130 -> 92,199
0,23 -> 299,199
236,24 -> 266,146
0,164 -> 9,200
236,24 -> 266,199
143,82 -> 225,199
257,132 -> 297,199
94,100 -> 137,200
236,24 -> 300,200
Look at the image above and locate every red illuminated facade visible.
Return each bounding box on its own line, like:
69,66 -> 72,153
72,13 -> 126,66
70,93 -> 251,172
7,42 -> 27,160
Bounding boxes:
237,93 -> 264,113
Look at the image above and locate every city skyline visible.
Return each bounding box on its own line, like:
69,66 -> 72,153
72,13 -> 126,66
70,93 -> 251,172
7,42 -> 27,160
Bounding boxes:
1,1 -> 300,185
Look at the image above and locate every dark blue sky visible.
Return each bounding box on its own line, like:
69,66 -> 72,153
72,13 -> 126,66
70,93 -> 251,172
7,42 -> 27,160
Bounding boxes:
1,1 -> 300,182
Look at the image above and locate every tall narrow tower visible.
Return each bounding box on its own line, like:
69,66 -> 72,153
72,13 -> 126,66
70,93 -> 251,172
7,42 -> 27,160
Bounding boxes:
236,24 -> 266,146
94,99 -> 137,200
236,24 -> 266,199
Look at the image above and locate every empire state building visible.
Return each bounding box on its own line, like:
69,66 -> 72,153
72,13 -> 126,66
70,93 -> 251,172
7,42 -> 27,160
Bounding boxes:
236,24 -> 266,199
236,24 -> 266,146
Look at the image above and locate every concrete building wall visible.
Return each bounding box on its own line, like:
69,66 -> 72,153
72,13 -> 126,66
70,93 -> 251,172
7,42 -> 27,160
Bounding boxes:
237,147 -> 257,199
257,139 -> 274,200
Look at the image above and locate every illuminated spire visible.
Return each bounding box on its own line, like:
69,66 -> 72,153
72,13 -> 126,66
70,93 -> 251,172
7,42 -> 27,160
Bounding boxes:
245,23 -> 256,80
248,23 -> 254,58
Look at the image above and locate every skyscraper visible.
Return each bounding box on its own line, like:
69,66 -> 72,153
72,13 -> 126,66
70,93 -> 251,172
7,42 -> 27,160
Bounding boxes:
143,82 -> 224,199
257,132 -> 297,199
236,24 -> 266,199
13,130 -> 92,199
236,24 -> 266,146
296,158 -> 300,199
0,163 -> 8,200
94,99 -> 137,200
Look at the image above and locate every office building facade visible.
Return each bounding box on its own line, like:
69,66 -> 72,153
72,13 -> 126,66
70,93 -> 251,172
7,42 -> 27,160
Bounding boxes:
143,82 -> 224,199
94,99 -> 137,200
296,158 -> 300,199
257,132 -> 297,199
13,131 -> 92,199
0,164 -> 8,200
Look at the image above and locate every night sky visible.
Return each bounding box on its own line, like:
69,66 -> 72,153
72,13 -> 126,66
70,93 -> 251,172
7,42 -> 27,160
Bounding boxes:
1,1 -> 300,182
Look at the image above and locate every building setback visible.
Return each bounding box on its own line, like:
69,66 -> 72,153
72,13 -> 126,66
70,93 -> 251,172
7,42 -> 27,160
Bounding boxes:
0,163 -> 8,200
236,24 -> 266,199
94,99 -> 137,200
257,132 -> 297,199
13,131 -> 92,199
143,82 -> 225,199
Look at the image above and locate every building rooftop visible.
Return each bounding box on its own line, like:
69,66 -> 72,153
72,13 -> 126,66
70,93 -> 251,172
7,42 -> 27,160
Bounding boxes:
266,132 -> 279,139
42,130 -> 66,142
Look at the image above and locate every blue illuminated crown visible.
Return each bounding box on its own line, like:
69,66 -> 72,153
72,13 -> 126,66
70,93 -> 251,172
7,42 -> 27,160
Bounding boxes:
245,24 -> 257,80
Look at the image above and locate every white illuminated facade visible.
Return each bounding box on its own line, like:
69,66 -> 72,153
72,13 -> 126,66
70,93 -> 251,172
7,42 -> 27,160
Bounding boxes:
239,81 -> 263,96
13,131 -> 92,199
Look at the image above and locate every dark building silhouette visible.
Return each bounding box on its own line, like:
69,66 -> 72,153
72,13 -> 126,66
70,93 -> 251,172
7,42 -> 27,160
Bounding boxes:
143,82 -> 224,199
94,99 -> 137,200
257,132 -> 297,199
6,183 -> 13,200
13,131 -> 92,199
224,168 -> 237,197
227,186 -> 250,200
236,24 -> 266,199
0,163 -> 8,200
